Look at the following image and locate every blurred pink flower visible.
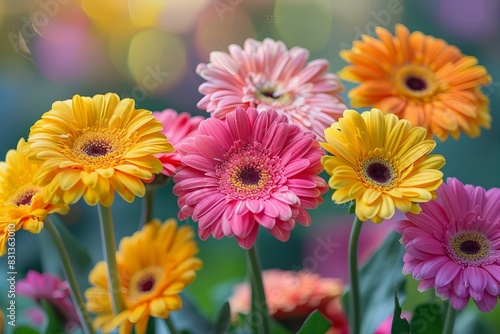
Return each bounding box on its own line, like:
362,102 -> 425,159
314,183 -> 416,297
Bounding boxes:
173,107 -> 327,248
374,311 -> 412,334
153,109 -> 204,176
196,38 -> 345,140
17,270 -> 80,331
229,269 -> 348,333
395,178 -> 500,312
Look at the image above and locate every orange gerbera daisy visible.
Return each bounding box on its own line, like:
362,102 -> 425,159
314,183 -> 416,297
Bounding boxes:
339,24 -> 492,141
26,93 -> 172,207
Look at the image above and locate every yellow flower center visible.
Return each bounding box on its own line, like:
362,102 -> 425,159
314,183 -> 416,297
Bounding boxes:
129,266 -> 164,297
255,82 -> 294,106
359,157 -> 397,189
394,65 -> 439,101
9,185 -> 42,206
449,231 -> 490,265
65,127 -> 133,171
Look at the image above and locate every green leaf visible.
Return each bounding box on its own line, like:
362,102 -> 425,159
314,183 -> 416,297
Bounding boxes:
296,310 -> 331,334
343,231 -> 407,334
392,287 -> 410,334
167,293 -> 213,333
409,300 -> 446,333
213,301 -> 231,334
40,300 -> 65,334
13,327 -> 40,334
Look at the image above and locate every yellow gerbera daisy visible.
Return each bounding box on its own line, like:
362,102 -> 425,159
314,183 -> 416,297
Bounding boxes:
339,24 -> 492,141
85,219 -> 202,334
321,108 -> 445,223
26,93 -> 173,207
0,139 -> 69,256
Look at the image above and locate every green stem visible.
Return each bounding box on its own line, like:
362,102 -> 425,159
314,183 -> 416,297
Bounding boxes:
97,204 -> 126,315
45,217 -> 95,334
246,246 -> 272,334
442,303 -> 457,334
348,216 -> 364,334
164,317 -> 179,334
140,190 -> 154,228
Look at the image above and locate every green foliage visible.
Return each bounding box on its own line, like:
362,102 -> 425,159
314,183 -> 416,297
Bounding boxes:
409,301 -> 446,333
213,301 -> 231,334
40,300 -> 65,334
344,231 -> 407,334
392,288 -> 410,334
296,310 -> 331,334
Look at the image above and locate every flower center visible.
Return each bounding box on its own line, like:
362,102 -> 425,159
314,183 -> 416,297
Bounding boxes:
129,266 -> 164,297
82,140 -> 113,157
66,127 -> 130,171
252,77 -> 294,107
9,185 -> 42,207
360,158 -> 396,188
394,65 -> 438,100
449,230 -> 491,265
217,143 -> 284,199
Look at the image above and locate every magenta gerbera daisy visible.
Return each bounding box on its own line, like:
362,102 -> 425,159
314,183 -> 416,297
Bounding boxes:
173,107 -> 328,249
196,38 -> 346,140
153,109 -> 204,177
395,177 -> 500,312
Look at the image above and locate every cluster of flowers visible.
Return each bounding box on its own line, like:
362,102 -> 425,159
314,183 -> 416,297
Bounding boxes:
0,24 -> 498,333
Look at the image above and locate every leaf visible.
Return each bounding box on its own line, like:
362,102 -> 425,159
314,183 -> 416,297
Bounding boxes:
213,301 -> 231,334
296,310 -> 331,334
40,300 -> 65,334
392,287 -> 410,334
167,293 -> 213,334
13,327 -> 40,334
343,231 -> 407,334
409,300 -> 446,333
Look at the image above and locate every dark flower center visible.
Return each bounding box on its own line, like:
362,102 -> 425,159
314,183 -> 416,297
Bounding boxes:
366,162 -> 392,184
260,89 -> 277,99
82,140 -> 112,157
137,275 -> 155,293
15,190 -> 37,206
239,167 -> 261,185
459,240 -> 481,255
405,76 -> 427,91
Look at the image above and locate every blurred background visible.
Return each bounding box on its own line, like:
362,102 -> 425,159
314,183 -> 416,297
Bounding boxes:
0,0 -> 499,331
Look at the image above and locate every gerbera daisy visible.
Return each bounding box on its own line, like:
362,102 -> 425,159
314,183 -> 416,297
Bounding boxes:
17,270 -> 81,332
321,108 -> 445,223
229,269 -> 348,334
153,109 -> 204,177
395,178 -> 500,312
339,24 -> 492,141
85,219 -> 202,333
26,93 -> 172,207
196,37 -> 345,140
0,139 -> 69,255
173,107 -> 328,249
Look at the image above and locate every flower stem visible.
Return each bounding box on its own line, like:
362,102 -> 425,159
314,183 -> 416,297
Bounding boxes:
443,303 -> 457,334
45,217 -> 95,334
348,215 -> 364,334
97,204 -> 126,315
140,189 -> 154,228
164,317 -> 179,334
246,246 -> 272,334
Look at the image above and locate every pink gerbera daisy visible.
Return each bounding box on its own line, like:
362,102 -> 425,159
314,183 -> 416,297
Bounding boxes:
196,38 -> 345,140
395,178 -> 500,312
153,109 -> 204,177
173,107 -> 328,249
17,270 -> 80,332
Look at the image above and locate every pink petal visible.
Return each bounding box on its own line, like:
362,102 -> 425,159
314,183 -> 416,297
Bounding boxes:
195,135 -> 226,160
449,294 -> 469,311
246,199 -> 264,214
474,292 -> 498,312
236,224 -> 259,249
435,261 -> 461,287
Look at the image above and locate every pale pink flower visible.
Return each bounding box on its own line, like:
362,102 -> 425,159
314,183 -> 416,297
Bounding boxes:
17,270 -> 80,332
173,107 -> 327,249
395,178 -> 500,312
229,269 -> 348,333
196,38 -> 345,140
153,109 -> 204,176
